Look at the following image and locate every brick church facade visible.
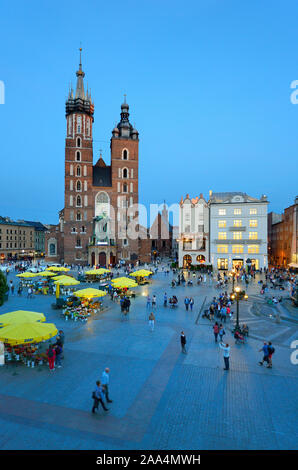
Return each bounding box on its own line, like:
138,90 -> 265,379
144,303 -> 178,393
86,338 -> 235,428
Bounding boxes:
45,51 -> 139,266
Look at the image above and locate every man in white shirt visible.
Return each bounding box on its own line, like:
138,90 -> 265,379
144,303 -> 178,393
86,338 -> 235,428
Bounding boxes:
101,367 -> 113,403
219,342 -> 230,370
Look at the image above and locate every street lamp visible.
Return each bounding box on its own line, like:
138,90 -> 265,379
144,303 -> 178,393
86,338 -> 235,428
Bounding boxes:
231,286 -> 248,331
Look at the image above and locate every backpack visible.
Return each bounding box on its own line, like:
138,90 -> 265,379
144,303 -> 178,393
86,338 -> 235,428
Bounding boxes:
268,346 -> 275,355
48,348 -> 54,358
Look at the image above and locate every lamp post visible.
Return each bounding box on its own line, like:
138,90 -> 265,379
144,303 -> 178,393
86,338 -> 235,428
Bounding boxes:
231,286 -> 248,331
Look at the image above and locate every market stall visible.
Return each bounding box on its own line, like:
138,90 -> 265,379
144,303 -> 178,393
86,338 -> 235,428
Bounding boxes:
61,288 -> 107,321
16,272 -> 38,289
129,269 -> 153,285
84,268 -> 112,284
0,321 -> 58,367
111,277 -> 138,299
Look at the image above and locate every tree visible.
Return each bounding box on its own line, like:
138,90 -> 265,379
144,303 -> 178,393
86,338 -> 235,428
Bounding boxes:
0,271 -> 8,306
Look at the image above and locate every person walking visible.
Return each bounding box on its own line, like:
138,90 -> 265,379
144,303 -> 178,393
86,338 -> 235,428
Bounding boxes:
152,295 -> 157,309
146,295 -> 151,309
92,381 -> 109,413
149,312 -> 155,331
218,324 -> 225,342
163,292 -> 167,307
267,342 -> 275,368
101,368 -> 113,403
213,322 -> 219,342
55,343 -> 63,368
184,297 -> 190,311
258,342 -> 270,367
180,331 -> 187,354
220,305 -> 227,323
190,298 -> 194,311
47,344 -> 56,371
219,342 -> 230,370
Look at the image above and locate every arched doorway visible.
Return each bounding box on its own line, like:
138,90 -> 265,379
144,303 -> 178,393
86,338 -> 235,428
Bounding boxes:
99,252 -> 106,267
183,254 -> 192,269
91,252 -> 95,267
196,255 -> 205,264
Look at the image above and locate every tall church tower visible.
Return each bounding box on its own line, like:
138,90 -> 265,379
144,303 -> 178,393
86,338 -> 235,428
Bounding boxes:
63,49 -> 94,265
111,97 -> 139,262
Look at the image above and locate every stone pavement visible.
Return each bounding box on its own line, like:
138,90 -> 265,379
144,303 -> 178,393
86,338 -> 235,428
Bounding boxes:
0,267 -> 297,450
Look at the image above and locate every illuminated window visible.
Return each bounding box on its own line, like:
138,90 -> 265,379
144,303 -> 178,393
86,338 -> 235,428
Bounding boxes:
250,208 -> 257,215
248,245 -> 259,254
233,232 -> 242,240
218,209 -> 226,215
233,220 -> 242,227
217,244 -> 228,253
249,220 -> 258,228
249,232 -> 258,240
218,220 -> 226,228
234,208 -> 242,215
232,245 -> 244,254
218,232 -> 227,240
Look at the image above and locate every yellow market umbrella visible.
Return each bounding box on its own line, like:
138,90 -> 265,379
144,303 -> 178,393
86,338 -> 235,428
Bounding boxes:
0,310 -> 46,327
111,277 -> 138,288
54,278 -> 80,286
37,271 -> 56,277
129,269 -> 153,277
46,266 -> 70,272
0,322 -> 58,345
52,275 -> 75,281
73,288 -> 107,299
16,272 -> 38,278
85,268 -> 111,275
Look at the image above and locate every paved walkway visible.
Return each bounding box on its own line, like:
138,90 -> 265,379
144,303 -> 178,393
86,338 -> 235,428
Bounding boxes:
0,267 -> 297,449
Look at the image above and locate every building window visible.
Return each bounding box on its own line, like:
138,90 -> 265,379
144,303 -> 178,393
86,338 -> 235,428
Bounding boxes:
233,220 -> 242,227
81,226 -> 86,233
123,168 -> 128,178
217,244 -> 228,253
249,219 -> 258,228
248,245 -> 259,254
76,238 -> 81,247
76,180 -> 81,191
218,232 -> 227,240
249,232 -> 258,240
232,245 -> 244,254
76,166 -> 81,177
234,208 -> 242,215
233,231 -> 242,240
76,212 -> 81,221
122,149 -> 128,160
218,209 -> 226,215
49,243 -> 56,255
76,195 -> 82,207
250,208 -> 257,215
218,220 -> 226,228
123,184 -> 128,193
77,137 -> 81,147
76,151 -> 81,162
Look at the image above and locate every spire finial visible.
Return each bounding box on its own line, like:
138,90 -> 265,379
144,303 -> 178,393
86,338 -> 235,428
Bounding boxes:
124,93 -> 126,104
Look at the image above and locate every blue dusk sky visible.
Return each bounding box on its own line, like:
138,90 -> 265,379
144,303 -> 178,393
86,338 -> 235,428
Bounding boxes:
0,0 -> 297,227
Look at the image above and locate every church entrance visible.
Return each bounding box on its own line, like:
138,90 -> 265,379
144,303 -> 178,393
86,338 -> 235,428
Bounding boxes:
91,252 -> 95,267
98,252 -> 106,267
